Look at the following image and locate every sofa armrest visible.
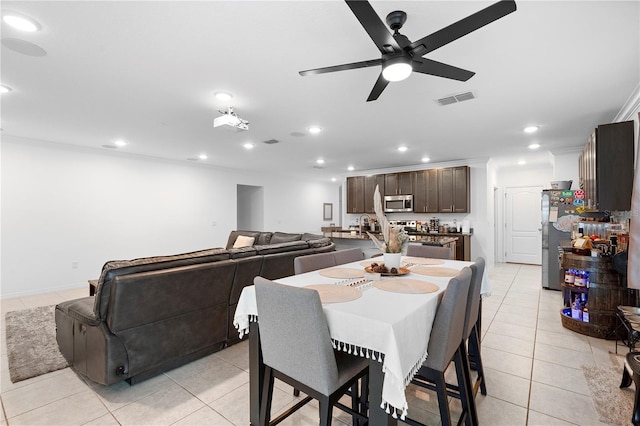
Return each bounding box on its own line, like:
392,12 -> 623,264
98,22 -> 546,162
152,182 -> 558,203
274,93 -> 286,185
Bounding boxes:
56,297 -> 101,326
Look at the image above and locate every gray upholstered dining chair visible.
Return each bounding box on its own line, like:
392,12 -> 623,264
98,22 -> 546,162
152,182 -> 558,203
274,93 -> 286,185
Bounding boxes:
333,248 -> 364,265
294,251 -> 337,274
254,277 -> 368,426
405,268 -> 475,426
465,257 -> 487,398
405,244 -> 451,259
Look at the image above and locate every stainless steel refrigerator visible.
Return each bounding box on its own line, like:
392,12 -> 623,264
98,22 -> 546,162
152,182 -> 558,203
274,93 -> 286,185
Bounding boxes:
541,190 -> 581,290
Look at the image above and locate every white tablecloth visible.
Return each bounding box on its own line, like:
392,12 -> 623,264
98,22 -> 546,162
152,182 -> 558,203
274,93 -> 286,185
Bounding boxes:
234,257 -> 490,419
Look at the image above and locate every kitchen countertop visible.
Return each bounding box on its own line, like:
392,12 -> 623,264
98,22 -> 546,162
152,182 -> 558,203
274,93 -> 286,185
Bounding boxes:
324,231 -> 459,244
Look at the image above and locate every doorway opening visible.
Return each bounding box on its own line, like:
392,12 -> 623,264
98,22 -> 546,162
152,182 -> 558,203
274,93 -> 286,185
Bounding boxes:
237,185 -> 264,231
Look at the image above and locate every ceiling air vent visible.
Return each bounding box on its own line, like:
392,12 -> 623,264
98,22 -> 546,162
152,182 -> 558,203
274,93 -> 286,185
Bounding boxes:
436,91 -> 476,106
263,139 -> 279,145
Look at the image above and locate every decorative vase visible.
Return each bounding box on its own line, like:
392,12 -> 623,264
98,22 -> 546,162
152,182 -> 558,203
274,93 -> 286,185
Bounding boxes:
383,252 -> 402,269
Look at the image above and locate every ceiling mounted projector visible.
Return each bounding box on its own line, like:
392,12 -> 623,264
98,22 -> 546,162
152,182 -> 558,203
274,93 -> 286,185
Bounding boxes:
213,107 -> 249,132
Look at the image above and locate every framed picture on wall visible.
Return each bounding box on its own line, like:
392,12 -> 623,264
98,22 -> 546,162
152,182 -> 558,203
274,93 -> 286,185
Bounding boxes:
323,203 -> 333,221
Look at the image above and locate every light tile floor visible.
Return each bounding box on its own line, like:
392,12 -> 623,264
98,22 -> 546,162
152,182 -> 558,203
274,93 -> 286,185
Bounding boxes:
0,263 -> 629,425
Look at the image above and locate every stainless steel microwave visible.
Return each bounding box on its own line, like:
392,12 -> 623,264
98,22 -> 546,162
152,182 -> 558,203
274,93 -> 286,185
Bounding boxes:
384,195 -> 413,213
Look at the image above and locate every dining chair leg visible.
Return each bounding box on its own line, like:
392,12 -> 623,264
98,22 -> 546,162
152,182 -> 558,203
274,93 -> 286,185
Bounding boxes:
469,326 -> 487,395
434,372 -> 453,426
350,383 -> 359,426
455,346 -> 478,426
360,375 -> 369,418
319,396 -> 333,426
260,366 -> 275,426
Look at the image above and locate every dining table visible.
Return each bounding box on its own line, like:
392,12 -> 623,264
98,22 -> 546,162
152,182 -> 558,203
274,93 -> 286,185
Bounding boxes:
233,256 -> 491,425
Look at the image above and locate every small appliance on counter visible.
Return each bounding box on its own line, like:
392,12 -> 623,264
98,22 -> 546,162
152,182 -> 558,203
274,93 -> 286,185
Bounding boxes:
428,217 -> 439,233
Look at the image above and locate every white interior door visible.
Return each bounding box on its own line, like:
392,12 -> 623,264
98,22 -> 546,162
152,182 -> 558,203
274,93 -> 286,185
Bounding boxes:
505,186 -> 542,264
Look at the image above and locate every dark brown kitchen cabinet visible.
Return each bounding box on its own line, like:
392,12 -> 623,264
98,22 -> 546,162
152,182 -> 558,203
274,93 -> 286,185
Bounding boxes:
364,174 -> 385,213
346,176 -> 365,213
438,166 -> 470,213
413,169 -> 439,213
384,172 -> 413,195
578,121 -> 634,211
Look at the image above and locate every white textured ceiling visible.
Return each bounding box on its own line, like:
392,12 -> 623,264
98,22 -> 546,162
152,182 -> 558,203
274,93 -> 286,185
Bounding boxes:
1,1 -> 638,180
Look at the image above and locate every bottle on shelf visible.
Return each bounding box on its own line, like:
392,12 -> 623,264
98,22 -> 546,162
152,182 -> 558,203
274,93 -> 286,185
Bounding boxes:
583,301 -> 589,323
574,270 -> 585,287
571,294 -> 583,320
564,269 -> 575,284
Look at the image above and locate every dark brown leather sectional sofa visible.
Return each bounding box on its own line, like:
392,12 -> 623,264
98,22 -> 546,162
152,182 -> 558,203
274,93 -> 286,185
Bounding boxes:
55,231 -> 335,385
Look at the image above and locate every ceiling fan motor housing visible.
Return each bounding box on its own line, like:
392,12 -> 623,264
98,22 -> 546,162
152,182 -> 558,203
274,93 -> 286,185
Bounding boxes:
386,10 -> 407,32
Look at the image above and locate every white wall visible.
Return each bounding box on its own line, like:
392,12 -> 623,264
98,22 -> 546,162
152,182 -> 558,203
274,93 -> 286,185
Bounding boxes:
1,136 -> 339,298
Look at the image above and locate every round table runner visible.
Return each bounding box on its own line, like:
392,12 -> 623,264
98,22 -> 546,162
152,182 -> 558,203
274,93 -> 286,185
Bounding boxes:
411,266 -> 460,277
304,284 -> 362,303
319,268 -> 365,279
373,278 -> 439,294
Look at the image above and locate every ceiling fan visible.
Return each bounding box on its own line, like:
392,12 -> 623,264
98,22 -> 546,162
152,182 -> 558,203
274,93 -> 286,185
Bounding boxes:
299,0 -> 517,102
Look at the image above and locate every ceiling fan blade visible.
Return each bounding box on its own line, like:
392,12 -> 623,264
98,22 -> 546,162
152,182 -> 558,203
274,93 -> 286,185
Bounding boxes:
413,58 -> 475,81
299,58 -> 382,76
409,0 -> 517,56
366,73 -> 390,102
345,0 -> 400,53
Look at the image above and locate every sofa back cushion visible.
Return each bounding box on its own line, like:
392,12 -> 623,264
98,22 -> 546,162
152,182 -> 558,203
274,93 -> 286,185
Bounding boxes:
94,248 -> 230,319
256,232 -> 273,246
270,232 -> 303,244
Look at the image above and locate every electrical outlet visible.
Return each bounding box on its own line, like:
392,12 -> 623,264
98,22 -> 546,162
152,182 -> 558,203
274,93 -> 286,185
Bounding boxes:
72,262 -> 79,269
211,221 -> 217,227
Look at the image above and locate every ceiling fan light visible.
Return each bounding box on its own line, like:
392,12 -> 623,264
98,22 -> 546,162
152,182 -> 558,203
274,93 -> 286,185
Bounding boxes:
382,58 -> 412,82
2,12 -> 41,32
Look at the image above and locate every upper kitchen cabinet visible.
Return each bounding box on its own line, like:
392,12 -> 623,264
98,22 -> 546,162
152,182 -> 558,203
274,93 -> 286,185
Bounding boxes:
364,174 -> 385,213
413,169 -> 439,213
346,176 -> 365,214
384,172 -> 413,196
578,121 -> 634,212
438,166 -> 470,213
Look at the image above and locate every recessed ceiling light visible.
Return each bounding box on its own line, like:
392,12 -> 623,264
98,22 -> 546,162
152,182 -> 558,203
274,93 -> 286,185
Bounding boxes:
528,143 -> 540,150
308,126 -> 322,134
331,177 -> 337,182
398,146 -> 408,152
2,12 -> 41,32
113,139 -> 127,147
0,85 -> 12,93
347,165 -> 354,171
518,160 -> 526,165
524,125 -> 539,134
316,158 -> 325,164
243,143 -> 255,150
421,156 -> 430,163
198,153 -> 208,160
214,91 -> 233,102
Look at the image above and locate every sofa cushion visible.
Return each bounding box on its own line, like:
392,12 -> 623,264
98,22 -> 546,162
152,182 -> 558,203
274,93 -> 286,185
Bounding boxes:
270,232 -> 302,244
256,232 -> 273,246
226,231 -> 261,249
254,240 -> 309,255
228,246 -> 258,259
233,235 -> 255,248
